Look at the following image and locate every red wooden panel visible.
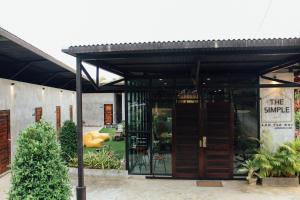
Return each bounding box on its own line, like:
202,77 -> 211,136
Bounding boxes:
69,105 -> 73,122
104,104 -> 113,125
56,106 -> 61,131
0,110 -> 10,174
35,107 -> 43,122
201,102 -> 234,179
173,103 -> 199,178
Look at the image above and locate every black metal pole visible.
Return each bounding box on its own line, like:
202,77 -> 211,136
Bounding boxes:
76,57 -> 86,200
125,78 -> 129,170
96,66 -> 99,86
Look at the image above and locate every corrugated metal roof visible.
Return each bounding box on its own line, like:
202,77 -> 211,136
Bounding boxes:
0,27 -> 95,92
64,38 -> 300,55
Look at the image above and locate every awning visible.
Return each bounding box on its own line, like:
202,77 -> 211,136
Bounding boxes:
0,27 -> 93,91
63,38 -> 300,76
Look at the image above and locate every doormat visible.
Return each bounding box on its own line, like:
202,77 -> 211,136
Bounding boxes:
196,181 -> 223,187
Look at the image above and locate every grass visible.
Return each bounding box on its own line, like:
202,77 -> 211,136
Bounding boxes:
83,127 -> 125,159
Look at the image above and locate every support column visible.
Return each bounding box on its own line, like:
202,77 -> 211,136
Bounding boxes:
96,66 -> 99,86
76,57 -> 86,200
125,78 -> 129,170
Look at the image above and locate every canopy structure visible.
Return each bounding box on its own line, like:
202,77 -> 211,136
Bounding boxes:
64,38 -> 300,92
0,27 -> 93,91
64,38 -> 300,200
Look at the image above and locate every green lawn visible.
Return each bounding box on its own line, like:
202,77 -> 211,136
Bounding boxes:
83,127 -> 125,159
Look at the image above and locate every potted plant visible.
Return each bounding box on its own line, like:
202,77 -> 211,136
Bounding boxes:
238,160 -> 258,185
260,142 -> 300,186
243,139 -> 300,187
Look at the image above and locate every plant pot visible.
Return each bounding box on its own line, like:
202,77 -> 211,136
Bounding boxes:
262,177 -> 299,187
247,177 -> 257,185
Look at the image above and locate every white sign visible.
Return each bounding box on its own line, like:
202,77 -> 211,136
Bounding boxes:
261,91 -> 292,123
260,87 -> 295,149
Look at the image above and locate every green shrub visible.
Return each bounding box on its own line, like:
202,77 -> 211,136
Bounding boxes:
60,120 -> 77,162
240,139 -> 300,179
295,111 -> 300,130
69,145 -> 122,169
9,121 -> 71,200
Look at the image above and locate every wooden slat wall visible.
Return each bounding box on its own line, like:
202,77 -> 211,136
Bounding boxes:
56,106 -> 61,131
104,104 -> 113,125
173,103 -> 199,178
0,110 -> 10,174
203,102 -> 234,179
35,107 -> 43,122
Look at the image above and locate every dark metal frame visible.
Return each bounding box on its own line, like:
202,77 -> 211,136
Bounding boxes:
73,49 -> 300,199
76,58 -> 86,200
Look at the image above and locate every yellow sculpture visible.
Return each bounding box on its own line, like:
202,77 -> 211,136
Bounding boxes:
83,131 -> 110,148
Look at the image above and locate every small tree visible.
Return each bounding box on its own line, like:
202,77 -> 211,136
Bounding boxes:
60,120 -> 77,162
9,121 -> 71,200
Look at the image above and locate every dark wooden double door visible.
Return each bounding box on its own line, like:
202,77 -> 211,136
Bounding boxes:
172,102 -> 234,179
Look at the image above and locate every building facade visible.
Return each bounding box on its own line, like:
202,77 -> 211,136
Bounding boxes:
0,78 -> 76,158
82,93 -> 124,127
65,38 -> 300,179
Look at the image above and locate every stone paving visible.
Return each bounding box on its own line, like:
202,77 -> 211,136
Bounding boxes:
2,173 -> 300,200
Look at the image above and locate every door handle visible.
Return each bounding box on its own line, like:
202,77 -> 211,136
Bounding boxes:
203,136 -> 207,148
199,139 -> 203,148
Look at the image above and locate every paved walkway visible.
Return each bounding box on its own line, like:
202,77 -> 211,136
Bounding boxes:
2,173 -> 300,200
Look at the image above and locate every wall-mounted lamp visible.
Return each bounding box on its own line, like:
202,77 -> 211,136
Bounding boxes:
10,83 -> 15,96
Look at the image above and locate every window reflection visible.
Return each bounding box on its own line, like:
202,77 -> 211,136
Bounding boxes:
152,107 -> 172,175
232,88 -> 258,177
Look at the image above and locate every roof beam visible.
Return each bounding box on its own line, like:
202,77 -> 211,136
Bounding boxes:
41,71 -> 67,85
260,75 -> 300,86
61,78 -> 75,88
10,59 -> 49,79
100,78 -> 124,87
97,62 -> 125,77
76,50 -> 300,60
10,62 -> 33,79
80,64 -> 99,91
259,57 -> 300,75
0,53 -> 19,62
96,66 -> 99,86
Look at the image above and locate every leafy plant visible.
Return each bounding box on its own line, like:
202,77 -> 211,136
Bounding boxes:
238,159 -> 259,180
69,145 -> 122,169
60,120 -> 77,162
271,144 -> 300,177
240,138 -> 300,179
9,121 -> 71,200
295,111 -> 300,130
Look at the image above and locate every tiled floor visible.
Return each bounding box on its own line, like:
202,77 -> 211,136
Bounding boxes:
2,173 -> 300,200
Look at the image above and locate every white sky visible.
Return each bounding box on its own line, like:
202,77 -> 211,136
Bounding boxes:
0,0 -> 300,81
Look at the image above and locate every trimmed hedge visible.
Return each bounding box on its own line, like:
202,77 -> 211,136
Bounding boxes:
9,121 -> 71,200
60,120 -> 77,162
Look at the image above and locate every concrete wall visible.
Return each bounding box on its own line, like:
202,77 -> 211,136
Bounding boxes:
0,78 -> 76,157
82,93 -> 116,127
